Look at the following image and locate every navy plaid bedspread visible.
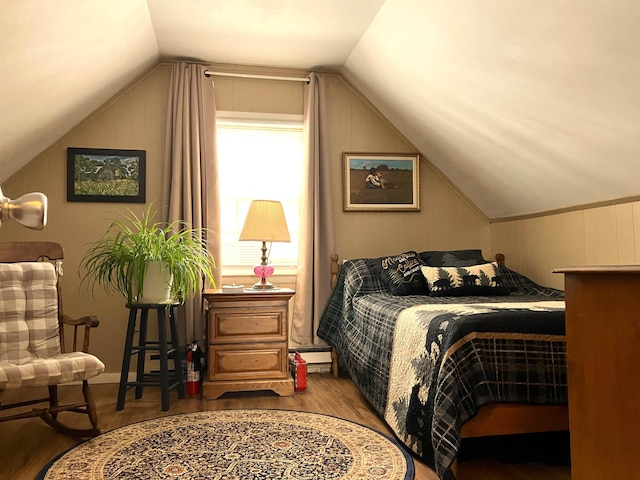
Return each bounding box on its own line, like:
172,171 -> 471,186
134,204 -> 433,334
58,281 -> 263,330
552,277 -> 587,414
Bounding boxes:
317,258 -> 567,479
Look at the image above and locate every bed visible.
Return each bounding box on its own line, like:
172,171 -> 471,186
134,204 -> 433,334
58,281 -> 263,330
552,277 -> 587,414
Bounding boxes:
317,249 -> 569,479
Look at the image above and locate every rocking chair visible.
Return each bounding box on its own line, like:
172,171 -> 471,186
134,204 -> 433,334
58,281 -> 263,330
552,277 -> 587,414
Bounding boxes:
0,241 -> 104,438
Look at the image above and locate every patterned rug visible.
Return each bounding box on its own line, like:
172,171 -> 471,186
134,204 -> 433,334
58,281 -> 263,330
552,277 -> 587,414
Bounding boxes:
37,409 -> 414,479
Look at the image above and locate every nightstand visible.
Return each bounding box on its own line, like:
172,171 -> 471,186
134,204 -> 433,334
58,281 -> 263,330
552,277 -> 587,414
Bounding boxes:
202,288 -> 295,399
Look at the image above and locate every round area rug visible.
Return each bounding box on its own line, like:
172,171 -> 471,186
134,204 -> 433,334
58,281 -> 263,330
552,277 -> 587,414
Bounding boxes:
37,409 -> 414,480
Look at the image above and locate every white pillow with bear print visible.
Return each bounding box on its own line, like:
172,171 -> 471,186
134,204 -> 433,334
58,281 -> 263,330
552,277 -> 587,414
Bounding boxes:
420,262 -> 510,297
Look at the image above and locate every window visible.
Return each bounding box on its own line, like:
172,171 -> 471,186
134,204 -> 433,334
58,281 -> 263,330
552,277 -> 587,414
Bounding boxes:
216,113 -> 304,273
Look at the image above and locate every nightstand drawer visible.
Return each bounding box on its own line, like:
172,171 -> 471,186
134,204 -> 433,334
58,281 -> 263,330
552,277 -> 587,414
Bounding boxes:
208,344 -> 288,381
209,308 -> 286,344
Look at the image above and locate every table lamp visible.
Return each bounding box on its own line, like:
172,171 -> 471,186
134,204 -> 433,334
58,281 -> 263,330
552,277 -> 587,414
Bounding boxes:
239,200 -> 290,289
0,187 -> 48,230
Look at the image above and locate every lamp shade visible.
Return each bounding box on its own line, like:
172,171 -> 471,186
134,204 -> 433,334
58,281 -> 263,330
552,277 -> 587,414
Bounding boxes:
0,187 -> 48,230
239,200 -> 290,242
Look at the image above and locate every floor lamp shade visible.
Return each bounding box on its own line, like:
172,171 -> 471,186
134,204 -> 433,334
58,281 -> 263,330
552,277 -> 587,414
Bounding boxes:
239,200 -> 290,289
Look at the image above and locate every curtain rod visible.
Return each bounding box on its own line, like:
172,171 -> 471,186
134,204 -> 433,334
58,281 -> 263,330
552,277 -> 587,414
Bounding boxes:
204,70 -> 310,83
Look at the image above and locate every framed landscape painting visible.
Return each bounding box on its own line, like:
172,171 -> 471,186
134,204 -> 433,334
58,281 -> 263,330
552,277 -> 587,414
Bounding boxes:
342,152 -> 420,212
67,147 -> 146,203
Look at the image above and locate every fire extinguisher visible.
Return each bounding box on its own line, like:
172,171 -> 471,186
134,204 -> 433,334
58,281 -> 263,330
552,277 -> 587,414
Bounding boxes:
186,343 -> 200,395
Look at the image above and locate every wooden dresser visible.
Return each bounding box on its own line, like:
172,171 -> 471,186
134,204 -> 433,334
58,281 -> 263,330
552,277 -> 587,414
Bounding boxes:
202,288 -> 295,399
555,266 -> 640,480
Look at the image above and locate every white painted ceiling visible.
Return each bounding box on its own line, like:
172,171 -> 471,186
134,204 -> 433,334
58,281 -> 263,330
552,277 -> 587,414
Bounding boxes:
2,0 -> 638,219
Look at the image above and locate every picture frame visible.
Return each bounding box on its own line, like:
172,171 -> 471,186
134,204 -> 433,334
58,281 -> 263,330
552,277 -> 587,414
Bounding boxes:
67,147 -> 146,203
342,152 -> 420,212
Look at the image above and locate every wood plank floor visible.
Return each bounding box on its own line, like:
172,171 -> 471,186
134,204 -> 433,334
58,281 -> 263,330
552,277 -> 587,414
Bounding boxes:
0,373 -> 570,480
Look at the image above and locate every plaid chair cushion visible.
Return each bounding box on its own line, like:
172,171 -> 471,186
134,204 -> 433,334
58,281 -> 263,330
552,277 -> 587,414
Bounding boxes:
0,262 -> 60,364
0,262 -> 105,390
0,351 -> 105,389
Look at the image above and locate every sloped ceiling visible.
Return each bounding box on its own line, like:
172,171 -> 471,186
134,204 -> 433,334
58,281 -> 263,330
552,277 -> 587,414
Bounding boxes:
1,0 -> 638,219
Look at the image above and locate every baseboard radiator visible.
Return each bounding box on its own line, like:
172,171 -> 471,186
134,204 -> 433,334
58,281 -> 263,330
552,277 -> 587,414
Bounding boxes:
288,345 -> 332,373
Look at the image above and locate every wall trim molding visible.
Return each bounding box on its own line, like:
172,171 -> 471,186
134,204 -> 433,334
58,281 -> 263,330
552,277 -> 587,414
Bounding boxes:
490,194 -> 640,223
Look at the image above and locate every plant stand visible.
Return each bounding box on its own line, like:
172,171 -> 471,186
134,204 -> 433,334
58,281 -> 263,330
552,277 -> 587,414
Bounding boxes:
117,302 -> 185,411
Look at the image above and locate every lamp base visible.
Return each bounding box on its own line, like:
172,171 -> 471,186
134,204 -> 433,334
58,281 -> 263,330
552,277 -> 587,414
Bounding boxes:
253,277 -> 275,289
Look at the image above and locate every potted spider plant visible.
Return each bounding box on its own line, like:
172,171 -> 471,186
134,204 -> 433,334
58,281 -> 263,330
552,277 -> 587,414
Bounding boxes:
80,204 -> 216,305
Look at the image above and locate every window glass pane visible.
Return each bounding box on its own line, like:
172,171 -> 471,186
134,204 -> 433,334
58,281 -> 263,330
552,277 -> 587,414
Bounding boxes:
217,118 -> 303,269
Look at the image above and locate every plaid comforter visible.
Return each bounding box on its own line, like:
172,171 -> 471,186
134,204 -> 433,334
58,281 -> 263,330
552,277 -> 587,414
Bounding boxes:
317,258 -> 567,479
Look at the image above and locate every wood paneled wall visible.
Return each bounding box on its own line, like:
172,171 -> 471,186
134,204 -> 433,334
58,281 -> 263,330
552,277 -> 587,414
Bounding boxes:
1,62 -> 490,374
322,75 -> 491,262
491,201 -> 640,290
1,63 -> 171,377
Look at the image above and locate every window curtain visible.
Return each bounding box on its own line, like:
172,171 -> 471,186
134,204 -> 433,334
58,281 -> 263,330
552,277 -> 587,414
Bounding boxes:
161,62 -> 221,346
291,72 -> 336,345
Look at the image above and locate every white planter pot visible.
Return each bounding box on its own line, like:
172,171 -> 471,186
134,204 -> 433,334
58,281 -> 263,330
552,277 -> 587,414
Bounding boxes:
136,261 -> 173,304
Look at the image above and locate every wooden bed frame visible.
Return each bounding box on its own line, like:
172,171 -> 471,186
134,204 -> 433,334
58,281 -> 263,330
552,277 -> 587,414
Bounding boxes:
328,253 -> 568,474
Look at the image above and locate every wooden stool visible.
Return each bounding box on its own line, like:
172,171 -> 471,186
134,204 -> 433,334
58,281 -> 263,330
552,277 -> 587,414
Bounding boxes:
117,303 -> 185,411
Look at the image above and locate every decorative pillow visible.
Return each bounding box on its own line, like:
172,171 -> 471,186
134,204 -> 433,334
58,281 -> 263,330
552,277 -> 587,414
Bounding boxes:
419,249 -> 488,267
420,262 -> 510,297
368,251 -> 428,296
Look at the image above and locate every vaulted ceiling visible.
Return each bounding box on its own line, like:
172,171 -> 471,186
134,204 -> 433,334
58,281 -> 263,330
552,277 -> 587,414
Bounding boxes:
2,0 -> 638,219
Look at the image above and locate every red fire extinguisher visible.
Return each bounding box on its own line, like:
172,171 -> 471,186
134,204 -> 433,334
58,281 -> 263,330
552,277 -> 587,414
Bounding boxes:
186,343 -> 200,395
